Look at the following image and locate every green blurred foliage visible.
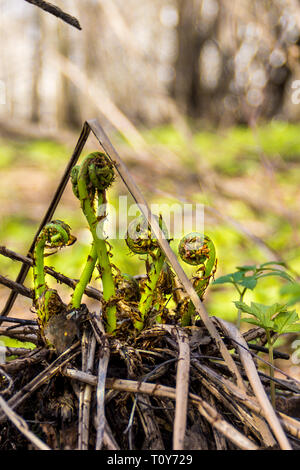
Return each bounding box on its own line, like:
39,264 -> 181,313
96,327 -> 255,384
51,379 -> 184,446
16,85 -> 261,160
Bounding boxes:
0,335 -> 36,350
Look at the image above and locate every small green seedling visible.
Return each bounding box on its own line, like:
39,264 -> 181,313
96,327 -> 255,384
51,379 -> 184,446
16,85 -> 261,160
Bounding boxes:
213,262 -> 294,329
235,300 -> 300,408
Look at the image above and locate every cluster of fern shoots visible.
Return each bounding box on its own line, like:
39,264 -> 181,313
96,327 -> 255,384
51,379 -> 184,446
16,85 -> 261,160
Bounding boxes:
32,152 -> 217,352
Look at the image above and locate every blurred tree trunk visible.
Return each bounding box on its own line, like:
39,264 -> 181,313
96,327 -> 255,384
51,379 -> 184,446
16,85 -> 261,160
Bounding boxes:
30,9 -> 43,123
173,0 -> 219,118
56,24 -> 81,129
174,0 -> 201,114
207,1 -> 234,124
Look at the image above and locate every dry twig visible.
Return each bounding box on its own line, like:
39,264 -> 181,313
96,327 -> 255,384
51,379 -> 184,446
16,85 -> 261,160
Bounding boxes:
218,319 -> 292,450
0,343 -> 80,422
92,316 -> 110,450
162,325 -> 190,450
78,328 -> 96,450
24,0 -> 81,29
0,395 -> 50,450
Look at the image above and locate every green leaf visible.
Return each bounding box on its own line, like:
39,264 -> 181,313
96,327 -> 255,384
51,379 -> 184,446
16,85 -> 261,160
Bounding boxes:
248,302 -> 265,320
236,265 -> 256,272
273,310 -> 300,335
237,301 -> 287,330
257,271 -> 294,283
231,271 -> 245,282
213,274 -> 236,285
282,324 -> 300,333
232,270 -> 257,290
234,301 -> 256,315
259,261 -> 287,268
267,302 -> 287,317
251,302 -> 277,321
239,277 -> 257,290
242,318 -> 263,327
214,262 -> 293,297
214,270 -> 257,290
214,263 -> 292,293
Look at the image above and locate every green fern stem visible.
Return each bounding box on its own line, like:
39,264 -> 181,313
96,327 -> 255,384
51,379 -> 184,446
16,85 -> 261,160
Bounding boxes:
33,221 -> 72,300
136,250 -> 165,330
33,221 -> 75,325
126,214 -> 168,331
70,242 -> 97,309
77,155 -> 117,333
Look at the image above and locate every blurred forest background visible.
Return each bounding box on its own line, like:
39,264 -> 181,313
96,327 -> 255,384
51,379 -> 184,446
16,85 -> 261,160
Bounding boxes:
1,0 -> 300,376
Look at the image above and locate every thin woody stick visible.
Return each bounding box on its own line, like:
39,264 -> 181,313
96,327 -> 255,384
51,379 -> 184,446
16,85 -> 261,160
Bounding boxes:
162,325 -> 190,450
78,329 -> 96,450
218,319 -> 292,450
173,328 -> 190,450
0,245 -> 102,301
92,315 -> 110,450
0,342 -> 80,423
0,273 -> 33,299
0,395 -> 51,450
24,0 -> 81,30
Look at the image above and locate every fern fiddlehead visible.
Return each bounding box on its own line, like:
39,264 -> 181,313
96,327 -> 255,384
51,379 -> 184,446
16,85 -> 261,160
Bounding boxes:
33,220 -> 76,327
179,232 -> 217,326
